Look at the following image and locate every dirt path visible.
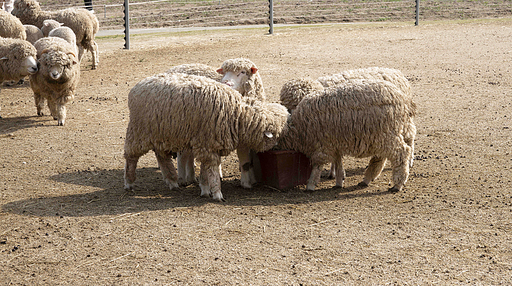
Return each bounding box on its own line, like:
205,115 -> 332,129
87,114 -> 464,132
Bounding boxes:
1,19 -> 512,284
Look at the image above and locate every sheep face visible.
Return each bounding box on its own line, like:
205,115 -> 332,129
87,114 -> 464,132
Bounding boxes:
217,67 -> 258,93
1,55 -> 38,76
12,0 -> 40,19
38,51 -> 78,83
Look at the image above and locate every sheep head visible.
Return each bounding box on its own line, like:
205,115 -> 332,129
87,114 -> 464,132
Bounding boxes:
216,58 -> 265,100
1,54 -> 38,76
39,49 -> 78,82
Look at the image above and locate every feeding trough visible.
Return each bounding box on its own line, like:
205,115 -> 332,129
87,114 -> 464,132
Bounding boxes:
254,150 -> 312,189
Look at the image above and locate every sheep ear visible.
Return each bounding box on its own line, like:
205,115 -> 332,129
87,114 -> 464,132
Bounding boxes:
250,67 -> 258,74
264,131 -> 273,138
1,57 -> 8,61
216,68 -> 224,74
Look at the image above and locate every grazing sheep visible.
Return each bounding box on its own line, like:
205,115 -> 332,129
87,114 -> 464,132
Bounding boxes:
279,77 -> 324,112
165,63 -> 223,186
0,9 -> 26,40
12,0 -> 99,69
281,67 -> 415,181
216,58 -> 266,101
23,24 -> 43,44
30,36 -> 80,125
41,19 -> 61,37
278,79 -> 417,192
0,37 -> 38,117
318,67 -> 411,95
124,73 -> 289,201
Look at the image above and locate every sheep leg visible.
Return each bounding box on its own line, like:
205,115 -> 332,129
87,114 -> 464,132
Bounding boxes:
360,156 -> 387,187
334,158 -> 345,188
198,163 -> 211,197
34,93 -> 45,116
56,104 -> 66,126
326,163 -> 336,179
154,150 -> 179,191
91,41 -> 99,69
47,99 -> 58,120
388,143 -> 412,193
177,150 -> 196,186
306,164 -> 322,191
78,45 -> 85,62
198,155 -> 223,201
237,146 -> 256,188
124,155 -> 140,190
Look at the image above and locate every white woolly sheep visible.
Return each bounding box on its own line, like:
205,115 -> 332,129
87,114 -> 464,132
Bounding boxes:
23,24 -> 43,44
0,37 -> 38,117
216,58 -> 271,188
12,0 -> 99,69
278,79 -> 417,192
124,72 -> 289,202
165,63 -> 223,186
41,19 -> 61,37
0,9 -> 26,40
281,67 -> 415,181
30,36 -> 80,125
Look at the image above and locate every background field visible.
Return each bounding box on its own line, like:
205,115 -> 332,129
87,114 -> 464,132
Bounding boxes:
1,1 -> 512,285
38,0 -> 512,29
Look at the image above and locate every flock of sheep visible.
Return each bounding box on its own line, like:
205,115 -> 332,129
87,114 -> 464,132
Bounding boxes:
1,0 -> 417,202
0,0 -> 98,124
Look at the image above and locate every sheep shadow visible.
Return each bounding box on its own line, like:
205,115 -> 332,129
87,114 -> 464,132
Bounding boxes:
0,115 -> 53,135
1,165 -> 395,218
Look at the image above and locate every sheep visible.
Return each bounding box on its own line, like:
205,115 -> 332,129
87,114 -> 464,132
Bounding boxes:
279,77 -> 324,112
216,58 -> 272,188
41,19 -> 61,37
216,57 -> 266,101
166,63 -> 222,81
317,67 -> 411,95
167,59 -> 267,189
23,24 -> 43,44
0,37 -> 38,118
281,67 -> 415,180
48,26 -> 77,54
124,72 -> 289,202
30,36 -> 80,126
165,63 -> 223,186
278,79 -> 417,192
0,9 -> 26,40
12,0 -> 99,69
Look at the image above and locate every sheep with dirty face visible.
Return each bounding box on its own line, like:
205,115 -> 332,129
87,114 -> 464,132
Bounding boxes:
30,36 -> 80,126
124,72 -> 289,202
278,79 -> 417,192
12,0 -> 99,69
0,37 -> 38,118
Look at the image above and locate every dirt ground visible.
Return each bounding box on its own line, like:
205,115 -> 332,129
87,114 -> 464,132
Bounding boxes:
1,19 -> 512,284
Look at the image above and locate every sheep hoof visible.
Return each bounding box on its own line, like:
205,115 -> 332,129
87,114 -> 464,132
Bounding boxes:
211,193 -> 225,202
124,183 -> 134,191
388,187 -> 400,193
358,181 -> 369,187
37,111 -> 43,117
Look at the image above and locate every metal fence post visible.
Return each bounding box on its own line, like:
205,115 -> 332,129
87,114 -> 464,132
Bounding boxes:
124,0 -> 130,49
269,0 -> 274,34
415,0 -> 419,26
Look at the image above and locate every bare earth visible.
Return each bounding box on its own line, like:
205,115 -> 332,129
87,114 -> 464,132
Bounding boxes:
1,19 -> 512,284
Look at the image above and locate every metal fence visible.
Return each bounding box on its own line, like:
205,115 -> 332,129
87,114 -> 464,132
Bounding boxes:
39,0 -> 512,31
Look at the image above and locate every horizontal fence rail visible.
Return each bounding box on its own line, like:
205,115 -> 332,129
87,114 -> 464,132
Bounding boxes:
39,0 -> 512,31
